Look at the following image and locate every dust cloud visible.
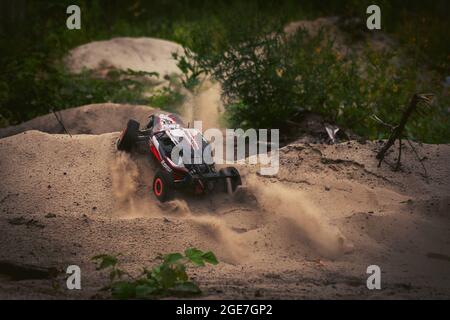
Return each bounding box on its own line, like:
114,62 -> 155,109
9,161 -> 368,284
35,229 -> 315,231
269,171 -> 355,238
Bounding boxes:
181,81 -> 224,130
110,152 -> 162,218
109,151 -> 244,263
247,176 -> 352,258
110,147 -> 351,260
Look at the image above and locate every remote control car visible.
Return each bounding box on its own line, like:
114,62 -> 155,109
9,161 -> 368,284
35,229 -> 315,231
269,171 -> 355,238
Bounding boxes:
116,113 -> 241,202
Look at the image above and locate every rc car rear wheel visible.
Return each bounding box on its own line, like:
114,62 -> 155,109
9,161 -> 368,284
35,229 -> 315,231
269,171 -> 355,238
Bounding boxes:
117,119 -> 140,152
152,169 -> 174,202
219,167 -> 242,194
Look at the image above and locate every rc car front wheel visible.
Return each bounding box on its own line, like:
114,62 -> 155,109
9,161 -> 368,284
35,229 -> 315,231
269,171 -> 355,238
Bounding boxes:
117,119 -> 140,152
152,169 -> 174,202
219,167 -> 242,194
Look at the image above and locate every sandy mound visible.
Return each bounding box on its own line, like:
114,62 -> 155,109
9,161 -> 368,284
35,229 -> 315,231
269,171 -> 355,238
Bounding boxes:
65,37 -> 184,79
0,96 -> 223,139
1,129 -> 449,299
0,103 -> 156,138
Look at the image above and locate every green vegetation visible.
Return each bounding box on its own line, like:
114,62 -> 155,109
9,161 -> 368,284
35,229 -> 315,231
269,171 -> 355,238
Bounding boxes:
0,58 -> 159,124
0,0 -> 448,142
187,23 -> 449,142
173,49 -> 204,91
92,248 -> 218,299
148,86 -> 185,113
147,74 -> 186,113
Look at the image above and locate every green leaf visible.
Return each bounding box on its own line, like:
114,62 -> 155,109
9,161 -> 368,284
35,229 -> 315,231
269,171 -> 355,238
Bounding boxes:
158,264 -> 178,288
173,263 -> 188,282
111,281 -> 136,300
135,283 -> 159,299
92,254 -> 109,260
201,251 -> 219,265
92,254 -> 118,270
185,247 -> 206,266
150,265 -> 162,280
109,268 -> 125,281
163,252 -> 184,265
185,248 -> 219,266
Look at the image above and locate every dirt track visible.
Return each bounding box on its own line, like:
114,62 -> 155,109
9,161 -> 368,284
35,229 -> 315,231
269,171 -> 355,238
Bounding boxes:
1,123 -> 449,299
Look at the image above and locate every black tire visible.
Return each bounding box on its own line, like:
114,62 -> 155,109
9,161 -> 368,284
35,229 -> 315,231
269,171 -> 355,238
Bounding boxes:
219,167 -> 242,193
117,119 -> 140,152
152,169 -> 174,202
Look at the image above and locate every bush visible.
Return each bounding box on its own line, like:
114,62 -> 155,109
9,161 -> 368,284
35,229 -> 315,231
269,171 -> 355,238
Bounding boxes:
0,59 -> 158,125
148,87 -> 185,112
92,248 -> 219,299
188,21 -> 449,143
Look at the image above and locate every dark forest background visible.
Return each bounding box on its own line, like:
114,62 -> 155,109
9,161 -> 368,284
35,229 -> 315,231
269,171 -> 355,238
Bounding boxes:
0,0 -> 449,142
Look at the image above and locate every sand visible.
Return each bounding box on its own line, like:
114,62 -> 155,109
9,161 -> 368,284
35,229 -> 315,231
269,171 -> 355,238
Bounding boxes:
65,37 -> 184,79
0,123 -> 449,299
0,103 -> 156,139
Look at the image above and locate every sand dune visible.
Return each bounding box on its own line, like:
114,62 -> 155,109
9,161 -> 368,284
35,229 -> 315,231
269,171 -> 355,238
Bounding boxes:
65,37 -> 184,79
0,103 -> 157,139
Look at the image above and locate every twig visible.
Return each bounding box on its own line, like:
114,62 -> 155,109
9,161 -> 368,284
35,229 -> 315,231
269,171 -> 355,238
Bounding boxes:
395,138 -> 402,171
406,138 -> 428,180
370,114 -> 395,129
51,109 -> 72,137
376,93 -> 433,167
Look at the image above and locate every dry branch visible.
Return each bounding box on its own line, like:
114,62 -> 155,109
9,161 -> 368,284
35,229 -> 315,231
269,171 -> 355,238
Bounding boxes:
375,93 -> 433,173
